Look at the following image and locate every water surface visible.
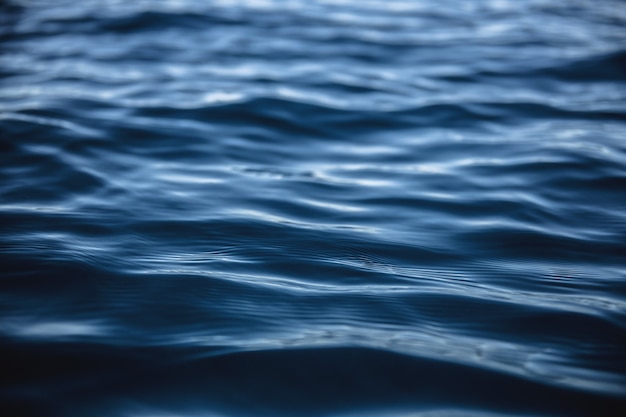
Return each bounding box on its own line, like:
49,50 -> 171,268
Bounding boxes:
1,1 -> 626,416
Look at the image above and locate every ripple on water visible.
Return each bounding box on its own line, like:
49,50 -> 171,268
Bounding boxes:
1,0 -> 626,416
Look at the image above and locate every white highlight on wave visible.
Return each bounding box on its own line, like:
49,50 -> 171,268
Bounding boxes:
0,318 -> 110,338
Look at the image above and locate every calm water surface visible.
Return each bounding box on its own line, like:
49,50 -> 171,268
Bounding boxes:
1,1 -> 626,416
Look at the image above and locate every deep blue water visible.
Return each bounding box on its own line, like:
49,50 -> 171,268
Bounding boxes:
1,1 -> 626,416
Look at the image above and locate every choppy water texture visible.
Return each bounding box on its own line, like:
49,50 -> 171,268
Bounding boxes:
1,1 -> 626,416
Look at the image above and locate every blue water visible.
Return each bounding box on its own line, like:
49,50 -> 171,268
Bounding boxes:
1,1 -> 626,416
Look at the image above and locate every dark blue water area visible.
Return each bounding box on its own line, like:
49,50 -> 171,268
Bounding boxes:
1,0 -> 626,416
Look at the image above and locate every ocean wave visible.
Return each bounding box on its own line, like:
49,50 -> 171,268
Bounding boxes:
2,0 -> 626,416
1,343 -> 624,417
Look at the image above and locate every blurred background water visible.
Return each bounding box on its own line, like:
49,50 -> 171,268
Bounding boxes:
1,1 -> 626,416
